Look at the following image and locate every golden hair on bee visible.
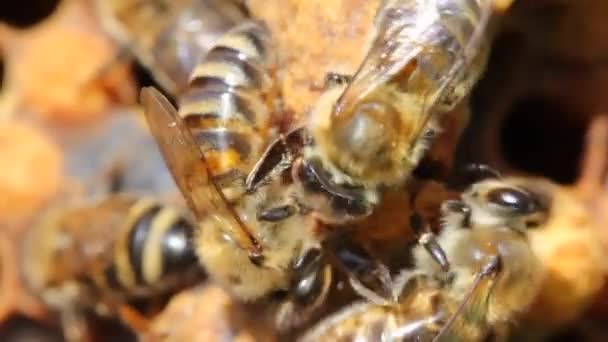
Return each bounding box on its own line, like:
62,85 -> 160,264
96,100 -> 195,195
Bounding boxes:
22,195 -> 202,305
306,82 -> 439,188
300,175 -> 548,342
415,178 -> 547,324
95,0 -> 250,94
140,18 -> 333,330
177,19 -> 278,192
21,194 -> 203,340
304,0 -> 494,190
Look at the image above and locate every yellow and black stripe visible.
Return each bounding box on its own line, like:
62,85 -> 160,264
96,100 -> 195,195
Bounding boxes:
97,199 -> 201,295
23,195 -> 204,313
177,20 -> 274,187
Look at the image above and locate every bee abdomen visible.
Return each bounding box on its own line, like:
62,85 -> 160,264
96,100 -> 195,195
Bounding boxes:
178,20 -> 273,178
104,200 -> 199,293
437,0 -> 484,47
190,46 -> 268,90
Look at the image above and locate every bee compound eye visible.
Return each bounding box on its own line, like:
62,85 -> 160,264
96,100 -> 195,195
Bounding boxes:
487,187 -> 537,214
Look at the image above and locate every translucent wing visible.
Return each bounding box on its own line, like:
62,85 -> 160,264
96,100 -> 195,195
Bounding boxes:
431,256 -> 499,342
297,302 -> 374,342
140,87 -> 261,256
434,283 -> 493,341
299,281 -> 446,341
336,0 -> 493,119
96,0 -> 248,94
335,0 -> 432,114
430,0 -> 494,107
148,0 -> 249,93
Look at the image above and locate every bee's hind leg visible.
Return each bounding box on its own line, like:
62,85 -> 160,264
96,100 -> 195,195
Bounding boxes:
329,236 -> 395,305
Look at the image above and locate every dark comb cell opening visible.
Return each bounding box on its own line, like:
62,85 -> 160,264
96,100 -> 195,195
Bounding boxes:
0,0 -> 61,28
500,96 -> 587,185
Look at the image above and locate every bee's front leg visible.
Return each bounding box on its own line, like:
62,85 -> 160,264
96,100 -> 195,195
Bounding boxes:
329,236 -> 395,305
275,248 -> 332,331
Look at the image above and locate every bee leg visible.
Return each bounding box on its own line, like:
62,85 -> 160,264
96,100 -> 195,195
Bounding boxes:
441,200 -> 472,228
247,126 -> 308,193
330,237 -> 395,305
246,135 -> 294,193
347,265 -> 394,306
446,163 -> 501,191
392,268 -> 435,301
275,249 -> 332,331
409,213 -> 450,272
432,255 -> 502,342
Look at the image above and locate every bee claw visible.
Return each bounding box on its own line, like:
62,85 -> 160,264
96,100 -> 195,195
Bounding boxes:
410,213 -> 451,271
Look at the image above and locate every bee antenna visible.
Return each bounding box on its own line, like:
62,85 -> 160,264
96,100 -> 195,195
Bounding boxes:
432,255 -> 502,342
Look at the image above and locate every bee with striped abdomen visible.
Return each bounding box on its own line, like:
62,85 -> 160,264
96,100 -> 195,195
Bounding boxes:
95,0 -> 249,95
22,195 -> 203,341
141,19 -> 332,330
178,19 -> 280,191
299,175 -> 549,342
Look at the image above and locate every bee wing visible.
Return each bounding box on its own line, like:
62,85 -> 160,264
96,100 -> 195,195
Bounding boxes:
150,0 -> 250,93
96,0 -> 248,94
432,255 -> 500,342
434,282 -> 494,341
297,302 -> 375,342
140,87 -> 261,256
336,0 -> 493,123
335,0 -> 426,114
429,0 -> 494,107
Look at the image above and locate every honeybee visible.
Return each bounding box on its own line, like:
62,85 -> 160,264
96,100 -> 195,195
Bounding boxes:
299,175 -> 549,342
292,0 -> 495,224
95,0 -> 249,95
242,0 -> 496,304
140,19 -> 332,330
22,194 -> 204,341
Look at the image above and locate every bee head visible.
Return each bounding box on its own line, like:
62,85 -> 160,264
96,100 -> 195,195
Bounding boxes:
463,179 -> 547,230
